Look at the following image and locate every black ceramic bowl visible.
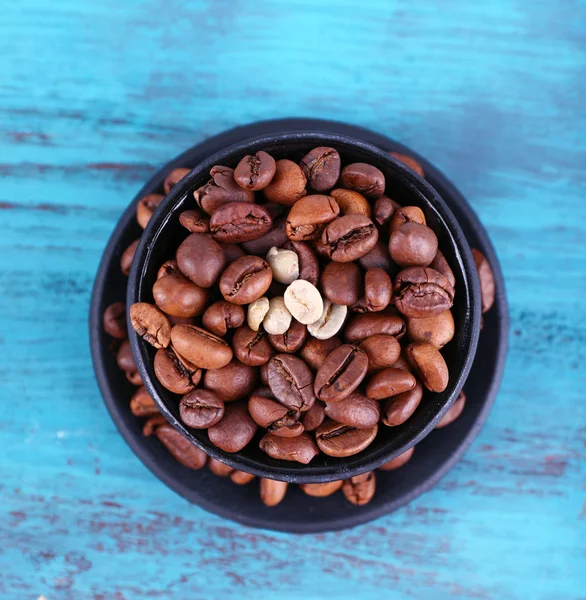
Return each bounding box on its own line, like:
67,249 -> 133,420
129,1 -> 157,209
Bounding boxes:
127,131 -> 481,483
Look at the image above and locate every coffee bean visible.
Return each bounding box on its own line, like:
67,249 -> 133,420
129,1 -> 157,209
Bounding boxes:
382,381 -> 423,426
208,402 -> 258,453
322,215 -> 378,262
267,354 -> 315,411
219,255 -> 273,305
202,300 -> 245,336
136,194 -> 164,229
103,302 -> 127,339
180,389 -> 225,428
314,344 -> 368,402
259,362 -> 270,386
153,273 -> 209,318
358,240 -> 396,274
472,248 -> 495,313
263,159 -> 307,206
163,168 -> 190,194
389,222 -> 438,267
359,334 -> 401,374
241,215 -> 289,255
390,152 -> 425,177
307,300 -> 347,340
130,387 -> 159,417
283,240 -> 320,285
259,432 -> 318,464
232,325 -> 275,366
176,233 -> 226,288
300,480 -> 344,497
435,390 -> 466,428
300,147 -> 341,191
210,202 -> 272,243
221,242 -> 247,262
154,346 -> 202,394
155,423 -> 208,469
142,414 -> 167,436
353,267 -> 392,312
208,457 -> 234,476
389,206 -> 426,232
366,368 -> 416,399
330,188 -> 372,217
230,470 -> 255,485
392,354 -> 411,371
340,163 -> 385,199
300,336 -> 342,371
157,259 -> 180,279
120,239 -> 139,276
263,296 -> 292,335
283,279 -> 324,324
344,311 -> 406,342
179,209 -> 210,233
373,196 -> 397,227
342,472 -> 376,505
248,395 -> 303,437
316,419 -> 378,457
234,151 -> 277,191
171,324 -> 233,369
266,247 -> 299,284
325,392 -> 380,429
301,400 -> 326,431
407,311 -> 454,348
130,302 -> 172,348
286,194 -> 340,241
394,267 -> 454,318
268,319 -> 307,353
167,315 -> 197,327
246,297 -> 269,332
203,359 -> 257,402
429,249 -> 456,289
117,339 -> 142,385
194,165 -> 254,215
260,478 -> 288,506
378,446 -> 414,470
406,342 -> 448,392
320,261 -> 362,306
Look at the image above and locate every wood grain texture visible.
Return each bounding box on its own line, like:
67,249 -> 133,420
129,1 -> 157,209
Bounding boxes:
1,0 -> 585,598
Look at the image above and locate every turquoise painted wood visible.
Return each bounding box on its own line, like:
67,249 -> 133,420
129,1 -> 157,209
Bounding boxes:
1,0 -> 585,597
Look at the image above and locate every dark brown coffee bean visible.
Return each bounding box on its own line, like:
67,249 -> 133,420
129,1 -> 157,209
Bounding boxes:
286,195 -> 340,241
436,390 -> 466,428
153,273 -> 209,318
248,395 -> 303,437
260,362 -> 270,386
390,152 -> 425,177
344,311 -> 406,342
208,402 -> 257,453
472,248 -> 495,313
231,470 -> 255,484
208,457 -> 234,476
260,478 -> 288,506
314,344 -> 368,402
394,267 -> 454,318
130,302 -> 171,348
301,400 -> 326,431
354,267 -> 392,312
300,336 -> 342,371
155,423 -> 207,469
204,359 -> 257,402
268,319 -> 307,353
342,471 -> 376,505
316,419 -> 378,457
194,165 -> 254,215
179,209 -> 210,233
221,242 -> 247,262
321,215 -> 378,262
180,389 -> 225,429
312,238 -> 331,258
320,261 -> 361,306
378,446 -> 414,470
373,196 -> 397,227
157,259 -> 180,279
429,249 -> 456,289
389,206 -> 426,232
366,368 -> 416,399
210,202 -> 272,243
300,480 -> 343,497
406,342 -> 448,392
330,188 -> 371,217
407,311 -> 454,348
358,240 -> 396,274
259,432 -> 318,464
234,151 -> 276,191
154,346 -> 202,394
136,194 -> 163,229
232,325 -> 275,366
117,339 -> 142,385
219,255 -> 273,305
202,300 -> 245,337
389,222 -> 438,267
340,163 -> 385,199
171,324 -> 233,369
241,216 -> 288,255
300,147 -> 341,192
164,168 -> 190,194
130,387 -> 159,417
142,414 -> 167,436
283,240 -> 320,285
120,239 -> 139,276
382,381 -> 423,426
267,354 -> 315,412
103,302 -> 127,339
263,159 -> 307,206
167,315 -> 197,326
359,334 -> 401,374
176,233 -> 226,288
325,392 -> 380,429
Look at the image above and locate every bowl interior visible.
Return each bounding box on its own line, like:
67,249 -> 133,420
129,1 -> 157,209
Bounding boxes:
128,131 -> 481,483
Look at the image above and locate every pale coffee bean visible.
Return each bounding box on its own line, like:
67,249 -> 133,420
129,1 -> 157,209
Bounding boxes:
247,297 -> 270,331
307,299 -> 347,340
263,296 -> 292,335
266,247 -> 299,284
284,280 -> 323,324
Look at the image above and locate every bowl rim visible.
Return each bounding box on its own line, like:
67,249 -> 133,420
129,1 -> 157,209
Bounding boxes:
127,130 -> 482,483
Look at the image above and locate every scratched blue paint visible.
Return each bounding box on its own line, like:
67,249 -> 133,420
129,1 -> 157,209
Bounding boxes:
0,0 -> 585,598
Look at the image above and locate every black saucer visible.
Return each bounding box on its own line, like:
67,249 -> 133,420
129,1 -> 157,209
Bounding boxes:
89,119 -> 508,533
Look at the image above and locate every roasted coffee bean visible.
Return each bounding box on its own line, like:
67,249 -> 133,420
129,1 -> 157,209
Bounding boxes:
120,239 -> 139,276
263,159 -> 307,206
316,419 -> 378,457
325,392 -> 380,429
406,342 -> 449,392
179,209 -> 210,233
259,362 -> 270,385
286,195 -> 340,241
390,152 -> 425,177
344,311 -> 406,342
389,222 -> 438,267
154,346 -> 202,394
301,400 -> 326,431
176,233 -> 226,288
194,165 -> 254,215
260,478 -> 288,506
266,246 -> 299,284
203,359 -> 257,402
312,238 -> 331,258
248,395 -> 303,437
472,248 -> 495,313
314,344 -> 368,402
208,402 -> 257,453
373,196 -> 397,227
232,325 -> 275,366
136,194 -> 163,229
241,216 -> 289,255
130,387 -> 159,417
394,267 -> 454,318
382,381 -> 423,426
259,432 -> 318,464
300,480 -> 344,497
300,147 -> 341,192
322,215 -> 378,262
283,279 -> 324,324
268,319 -> 307,353
342,472 -> 376,505
221,242 -> 247,262
307,300 -> 347,340
389,206 -> 426,232
354,267 -> 392,312
359,334 -> 401,374
267,354 -> 315,412
378,447 -> 414,470
330,188 -> 372,217
219,255 -> 273,305
153,273 -> 209,318
358,240 -> 396,274
210,202 -> 272,243
429,249 -> 456,289
392,354 -> 411,371
157,259 -> 180,279
208,457 -> 234,476
300,336 -> 342,371
180,389 -> 225,429
202,300 -> 245,336
130,302 -> 171,348
407,311 -> 454,348
171,324 -> 233,369
436,390 -> 466,428
320,261 -> 362,306
247,297 -> 270,331
283,240 -> 320,285
142,414 -> 167,436
164,168 -> 190,194
167,315 -> 197,327
263,296 -> 292,335
103,302 -> 127,339
340,163 -> 385,199
234,151 -> 276,191
231,470 -> 255,485
117,339 -> 142,385
366,368 -> 417,399
155,423 -> 208,469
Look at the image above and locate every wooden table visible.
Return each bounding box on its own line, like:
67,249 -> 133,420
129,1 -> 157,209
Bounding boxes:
1,1 -> 584,598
